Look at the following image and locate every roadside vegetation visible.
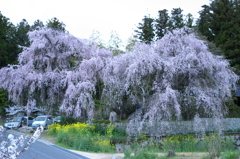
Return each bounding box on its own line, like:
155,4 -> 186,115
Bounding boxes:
46,121 -> 240,159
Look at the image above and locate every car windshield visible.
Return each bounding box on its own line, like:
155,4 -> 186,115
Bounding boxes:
35,116 -> 46,121
11,117 -> 22,122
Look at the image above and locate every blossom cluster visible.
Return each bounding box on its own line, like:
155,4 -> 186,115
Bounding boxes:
0,126 -> 43,159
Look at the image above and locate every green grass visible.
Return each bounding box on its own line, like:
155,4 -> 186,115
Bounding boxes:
45,122 -> 240,159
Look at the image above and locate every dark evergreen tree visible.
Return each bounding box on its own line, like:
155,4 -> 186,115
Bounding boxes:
135,16 -> 155,44
197,5 -> 214,41
30,19 -> 45,31
185,13 -> 194,28
46,17 -> 66,32
155,9 -> 169,40
0,89 -> 8,117
0,12 -> 18,68
168,8 -> 185,31
198,0 -> 240,73
15,19 -> 30,49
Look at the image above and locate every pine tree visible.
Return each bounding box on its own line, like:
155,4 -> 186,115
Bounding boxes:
185,13 -> 194,28
0,12 -> 18,68
30,19 -> 45,31
0,89 -> 8,117
155,9 -> 169,40
197,5 -> 214,41
197,0 -> 240,73
15,19 -> 30,48
168,8 -> 185,31
135,16 -> 155,44
46,17 -> 66,32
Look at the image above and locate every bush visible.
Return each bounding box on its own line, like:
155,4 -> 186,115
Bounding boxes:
52,122 -> 116,152
161,135 -> 197,152
202,134 -> 234,158
220,150 -> 240,159
60,116 -> 81,125
47,123 -> 61,135
92,119 -> 110,124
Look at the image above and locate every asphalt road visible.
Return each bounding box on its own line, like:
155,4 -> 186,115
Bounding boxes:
7,130 -> 90,159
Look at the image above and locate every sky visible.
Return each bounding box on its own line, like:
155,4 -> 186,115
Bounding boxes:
0,0 -> 210,46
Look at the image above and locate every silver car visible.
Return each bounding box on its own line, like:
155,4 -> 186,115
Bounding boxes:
32,115 -> 53,129
4,117 -> 26,129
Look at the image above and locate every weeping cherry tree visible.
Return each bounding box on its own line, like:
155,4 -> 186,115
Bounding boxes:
102,27 -> 238,134
0,28 -> 112,119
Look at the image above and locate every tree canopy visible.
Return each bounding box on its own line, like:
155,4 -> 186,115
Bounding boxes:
0,27 -> 238,127
0,12 -> 19,68
197,0 -> 240,73
135,8 -> 194,43
46,17 -> 66,32
0,28 -> 112,119
102,28 -> 238,127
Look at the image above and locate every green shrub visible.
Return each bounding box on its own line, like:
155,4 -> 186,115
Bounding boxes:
113,126 -> 127,136
220,150 -> 240,159
60,116 -> 81,125
92,119 -> 110,124
161,135 -> 197,152
53,122 -> 116,152
90,124 -> 107,135
202,134 -> 235,158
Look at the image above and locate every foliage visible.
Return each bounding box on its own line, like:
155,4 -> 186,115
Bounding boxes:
135,8 -> 194,42
47,122 -> 239,156
220,150 -> 240,159
92,119 -> 110,124
135,15 -> 155,44
202,134 -> 235,158
107,30 -> 124,55
15,19 -> 30,50
46,17 -> 66,32
59,116 -> 81,125
48,122 -> 127,152
30,19 -> 45,31
155,9 -> 169,40
125,35 -> 138,52
0,12 -> 19,68
197,0 -> 240,74
53,122 -> 116,152
168,8 -> 185,31
0,89 -> 8,117
225,97 -> 240,118
88,29 -> 105,48
185,13 -> 194,28
47,122 -> 61,135
161,135 -> 197,152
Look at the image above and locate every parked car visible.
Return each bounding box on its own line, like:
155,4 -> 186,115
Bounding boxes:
4,116 -> 34,129
24,116 -> 35,127
53,116 -> 61,123
32,115 -> 53,129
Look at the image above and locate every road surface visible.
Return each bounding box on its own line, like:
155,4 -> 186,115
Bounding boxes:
7,130 -> 90,159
